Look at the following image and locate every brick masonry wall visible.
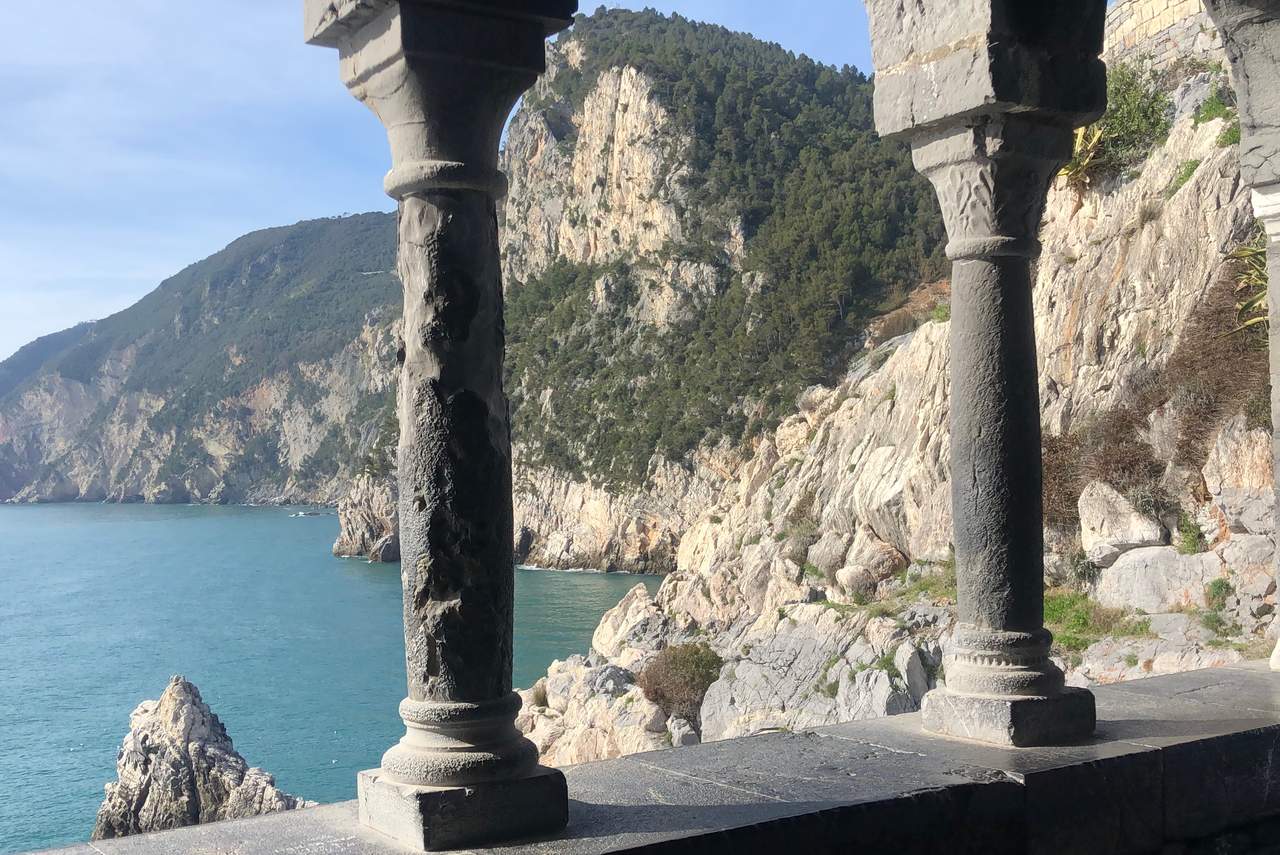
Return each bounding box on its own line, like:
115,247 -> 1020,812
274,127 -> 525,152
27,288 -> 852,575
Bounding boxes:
1105,0 -> 1226,70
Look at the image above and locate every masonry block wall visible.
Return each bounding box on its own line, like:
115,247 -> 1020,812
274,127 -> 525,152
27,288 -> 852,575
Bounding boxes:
1105,0 -> 1226,70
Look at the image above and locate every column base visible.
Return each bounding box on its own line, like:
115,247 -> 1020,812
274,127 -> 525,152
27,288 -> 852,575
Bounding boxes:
921,687 -> 1096,747
357,766 -> 568,851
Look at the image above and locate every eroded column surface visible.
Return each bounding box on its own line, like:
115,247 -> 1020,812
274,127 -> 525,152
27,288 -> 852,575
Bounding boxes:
305,1 -> 575,849
1204,0 -> 1280,672
866,0 -> 1106,746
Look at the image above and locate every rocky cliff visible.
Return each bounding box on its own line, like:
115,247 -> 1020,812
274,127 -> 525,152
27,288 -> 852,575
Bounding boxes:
514,69 -> 1276,763
92,677 -> 312,840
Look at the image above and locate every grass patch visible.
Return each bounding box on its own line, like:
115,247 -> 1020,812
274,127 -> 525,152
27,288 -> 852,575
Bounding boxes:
1199,609 -> 1240,637
1194,90 -> 1235,126
815,653 -> 843,698
1166,159 -> 1201,197
1124,653 -> 1140,668
873,649 -> 902,681
1218,119 -> 1241,148
866,602 -> 896,619
821,600 -> 864,618
930,302 -> 950,323
1045,589 -> 1153,655
903,562 -> 958,603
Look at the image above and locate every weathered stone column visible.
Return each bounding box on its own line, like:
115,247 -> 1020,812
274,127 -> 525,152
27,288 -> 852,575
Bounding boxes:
304,1 -> 574,848
1204,0 -> 1280,671
866,1 -> 1105,745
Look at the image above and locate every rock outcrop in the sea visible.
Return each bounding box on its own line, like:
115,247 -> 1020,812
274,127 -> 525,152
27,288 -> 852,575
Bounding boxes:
332,473 -> 399,562
92,677 -> 312,840
516,78 -> 1276,764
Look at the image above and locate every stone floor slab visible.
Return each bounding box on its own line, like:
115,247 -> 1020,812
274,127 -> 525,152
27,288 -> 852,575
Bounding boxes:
1100,662 -> 1280,714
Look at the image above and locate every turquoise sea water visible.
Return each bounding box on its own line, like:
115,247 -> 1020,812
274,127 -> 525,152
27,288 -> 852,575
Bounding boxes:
0,504 -> 658,854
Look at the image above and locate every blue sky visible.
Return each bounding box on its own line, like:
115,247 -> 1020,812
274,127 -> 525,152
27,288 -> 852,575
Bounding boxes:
0,1 -> 872,361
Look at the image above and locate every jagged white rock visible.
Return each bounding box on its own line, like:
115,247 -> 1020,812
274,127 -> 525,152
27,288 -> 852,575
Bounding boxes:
92,677 -> 312,840
332,473 -> 398,562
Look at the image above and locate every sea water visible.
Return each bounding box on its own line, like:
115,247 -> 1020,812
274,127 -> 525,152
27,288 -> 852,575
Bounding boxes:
0,504 -> 658,853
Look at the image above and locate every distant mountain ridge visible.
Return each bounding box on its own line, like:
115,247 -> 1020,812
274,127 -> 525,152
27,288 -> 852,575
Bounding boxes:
0,213 -> 400,503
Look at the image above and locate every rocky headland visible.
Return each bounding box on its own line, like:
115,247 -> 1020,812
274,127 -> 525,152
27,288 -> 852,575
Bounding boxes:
92,676 -> 312,840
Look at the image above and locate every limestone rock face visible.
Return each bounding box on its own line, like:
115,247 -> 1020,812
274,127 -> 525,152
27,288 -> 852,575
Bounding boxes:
698,605 -> 923,741
1203,414 -> 1275,537
502,52 -> 690,288
1094,546 -> 1225,613
92,677 -> 312,841
1078,480 -> 1166,567
1036,116 -> 1254,435
332,473 -> 399,562
515,657 -> 670,767
512,453 -> 732,574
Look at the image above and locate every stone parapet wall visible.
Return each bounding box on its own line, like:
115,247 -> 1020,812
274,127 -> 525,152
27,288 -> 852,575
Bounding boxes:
1105,0 -> 1226,70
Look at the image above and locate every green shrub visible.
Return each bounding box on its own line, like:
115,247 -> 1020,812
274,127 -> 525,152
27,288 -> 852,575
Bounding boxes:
873,649 -> 902,681
1061,62 -> 1172,187
1205,578 -> 1235,611
930,302 -> 951,323
815,654 -> 843,698
637,643 -> 724,722
1124,653 -> 1140,668
1177,512 -> 1207,555
1200,609 -> 1228,635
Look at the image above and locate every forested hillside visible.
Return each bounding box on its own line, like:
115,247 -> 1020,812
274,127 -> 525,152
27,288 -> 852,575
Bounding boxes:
505,9 -> 946,486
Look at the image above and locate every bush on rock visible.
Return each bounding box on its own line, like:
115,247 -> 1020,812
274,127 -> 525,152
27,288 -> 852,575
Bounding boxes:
638,642 -> 724,723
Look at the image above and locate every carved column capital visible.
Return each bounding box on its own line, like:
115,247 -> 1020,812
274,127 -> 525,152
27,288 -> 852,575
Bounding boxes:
309,1 -> 570,200
910,117 -> 1074,262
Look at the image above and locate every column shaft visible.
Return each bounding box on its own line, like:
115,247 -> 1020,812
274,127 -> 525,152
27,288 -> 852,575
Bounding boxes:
911,118 -> 1093,743
304,1 -> 576,846
381,188 -> 537,786
949,256 -> 1044,634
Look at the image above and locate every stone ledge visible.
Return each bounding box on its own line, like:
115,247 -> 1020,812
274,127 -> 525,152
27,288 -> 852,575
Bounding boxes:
33,663 -> 1280,855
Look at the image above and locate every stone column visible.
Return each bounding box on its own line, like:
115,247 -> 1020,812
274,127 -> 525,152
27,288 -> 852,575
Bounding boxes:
304,1 -> 575,849
865,1 -> 1106,746
1203,0 -> 1280,671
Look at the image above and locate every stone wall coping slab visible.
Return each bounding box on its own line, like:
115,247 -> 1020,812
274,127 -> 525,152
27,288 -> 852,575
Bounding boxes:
30,664 -> 1280,855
